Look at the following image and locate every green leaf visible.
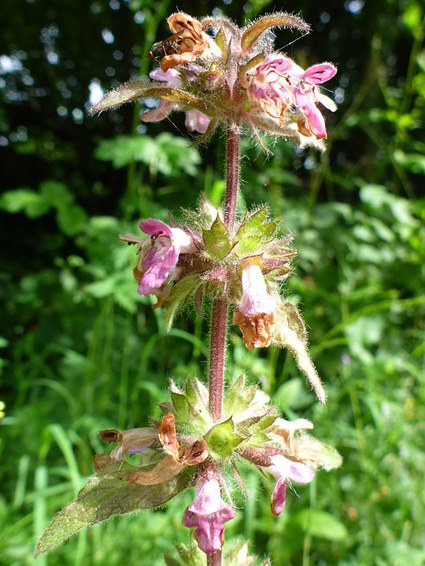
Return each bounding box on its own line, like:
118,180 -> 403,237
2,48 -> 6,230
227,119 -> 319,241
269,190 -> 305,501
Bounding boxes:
393,149 -> 425,175
95,136 -> 158,169
203,214 -> 236,260
35,462 -> 194,556
292,509 -> 348,541
163,274 -> 202,331
57,205 -> 88,236
204,417 -> 244,460
274,378 -> 315,411
241,13 -> 310,52
214,26 -> 228,56
90,82 -> 212,115
295,434 -> 343,471
273,302 -> 326,404
95,134 -> 200,176
223,372 -> 258,418
244,415 -> 277,445
234,205 -> 278,255
402,3 -> 423,36
164,555 -> 183,566
89,80 -> 155,112
40,180 -> 73,209
171,391 -> 190,421
0,189 -> 50,218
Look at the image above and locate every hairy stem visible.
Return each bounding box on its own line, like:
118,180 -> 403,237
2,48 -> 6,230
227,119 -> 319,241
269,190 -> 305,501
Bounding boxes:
207,550 -> 222,566
223,119 -> 240,233
208,117 -> 240,422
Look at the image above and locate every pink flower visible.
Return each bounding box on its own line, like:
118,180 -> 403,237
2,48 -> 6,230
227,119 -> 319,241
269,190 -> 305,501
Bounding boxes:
245,56 -> 301,126
138,219 -> 196,295
239,263 -> 275,316
183,474 -> 236,555
245,55 -> 337,139
267,454 -> 315,516
185,109 -> 211,134
233,262 -> 275,350
142,68 -> 212,134
294,63 -> 337,139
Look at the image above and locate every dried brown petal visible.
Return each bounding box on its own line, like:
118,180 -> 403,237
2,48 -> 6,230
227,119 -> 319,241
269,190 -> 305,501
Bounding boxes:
93,453 -> 114,472
99,427 -> 158,460
158,413 -> 183,460
161,12 -> 219,72
182,439 -> 209,465
128,454 -> 185,485
240,446 -> 281,467
233,309 -> 275,350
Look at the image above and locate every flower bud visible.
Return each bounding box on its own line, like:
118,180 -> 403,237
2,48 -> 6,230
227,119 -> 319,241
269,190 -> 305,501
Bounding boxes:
233,262 -> 275,349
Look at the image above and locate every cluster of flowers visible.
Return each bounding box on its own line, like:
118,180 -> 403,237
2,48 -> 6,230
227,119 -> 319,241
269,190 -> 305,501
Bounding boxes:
96,378 -> 340,555
92,11 -> 337,148
120,213 -> 288,351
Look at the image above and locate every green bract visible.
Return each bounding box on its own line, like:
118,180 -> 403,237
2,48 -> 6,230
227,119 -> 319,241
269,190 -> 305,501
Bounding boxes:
204,417 -> 244,459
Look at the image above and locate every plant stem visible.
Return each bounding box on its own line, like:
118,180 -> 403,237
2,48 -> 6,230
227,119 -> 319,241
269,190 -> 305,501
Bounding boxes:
207,550 -> 222,566
208,117 -> 240,423
223,119 -> 240,233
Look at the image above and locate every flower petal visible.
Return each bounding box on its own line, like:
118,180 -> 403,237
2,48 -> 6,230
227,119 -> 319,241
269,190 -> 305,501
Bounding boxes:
271,478 -> 287,515
295,89 -> 327,139
183,474 -> 236,555
239,263 -> 275,316
139,219 -> 174,238
302,63 -> 337,85
185,109 -> 211,133
288,460 -> 315,483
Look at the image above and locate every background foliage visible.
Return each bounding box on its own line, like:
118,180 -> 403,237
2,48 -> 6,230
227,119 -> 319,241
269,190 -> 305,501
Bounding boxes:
1,0 -> 424,565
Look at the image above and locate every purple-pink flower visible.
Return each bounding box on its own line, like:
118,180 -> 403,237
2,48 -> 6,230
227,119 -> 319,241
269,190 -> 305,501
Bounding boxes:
267,454 -> 315,516
137,219 -> 196,296
233,262 -> 275,350
142,68 -> 212,133
245,55 -> 337,139
183,473 -> 236,554
238,262 -> 275,317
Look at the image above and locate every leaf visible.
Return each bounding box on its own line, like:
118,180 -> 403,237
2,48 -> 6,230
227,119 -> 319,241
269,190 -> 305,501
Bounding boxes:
95,134 -> 201,175
223,372 -> 258,418
89,80 -> 153,112
35,462 -> 194,556
0,188 -> 51,218
292,509 -> 348,541
95,136 -> 158,168
57,205 -> 88,236
274,378 -> 315,411
90,82 -> 212,115
295,434 -> 343,471
393,149 -> 425,175
273,302 -> 326,404
204,417 -> 244,460
40,180 -> 73,209
203,214 -> 236,260
241,13 -> 310,52
171,391 -> 190,421
234,205 -> 279,256
163,274 -> 202,331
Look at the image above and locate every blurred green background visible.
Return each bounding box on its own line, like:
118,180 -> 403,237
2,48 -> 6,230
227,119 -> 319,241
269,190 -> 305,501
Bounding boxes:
1,0 -> 424,565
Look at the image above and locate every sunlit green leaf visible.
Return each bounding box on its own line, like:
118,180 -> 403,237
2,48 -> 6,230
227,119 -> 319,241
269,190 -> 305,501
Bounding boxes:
292,509 -> 348,541
35,462 -> 194,556
241,13 -> 310,52
203,214 -> 236,260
